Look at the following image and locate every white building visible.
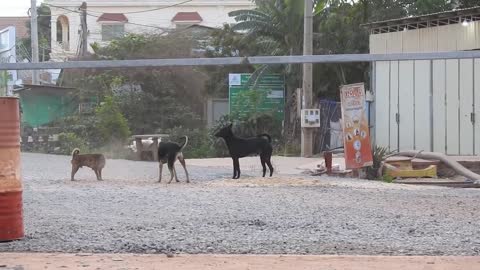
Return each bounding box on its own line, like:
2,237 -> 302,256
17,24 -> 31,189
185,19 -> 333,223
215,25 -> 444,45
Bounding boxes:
366,6 -> 480,156
45,0 -> 254,60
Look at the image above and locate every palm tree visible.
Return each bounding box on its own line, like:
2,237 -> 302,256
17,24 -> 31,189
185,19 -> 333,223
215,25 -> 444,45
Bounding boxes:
228,0 -> 327,138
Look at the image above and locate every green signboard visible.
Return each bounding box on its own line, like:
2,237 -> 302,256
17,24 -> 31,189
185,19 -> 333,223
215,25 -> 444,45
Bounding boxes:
228,73 -> 285,121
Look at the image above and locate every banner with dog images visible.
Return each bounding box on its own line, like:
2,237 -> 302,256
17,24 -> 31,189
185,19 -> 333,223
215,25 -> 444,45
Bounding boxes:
340,83 -> 373,169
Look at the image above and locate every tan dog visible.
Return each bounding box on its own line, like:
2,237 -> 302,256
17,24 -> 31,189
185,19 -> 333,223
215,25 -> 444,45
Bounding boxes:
71,148 -> 106,181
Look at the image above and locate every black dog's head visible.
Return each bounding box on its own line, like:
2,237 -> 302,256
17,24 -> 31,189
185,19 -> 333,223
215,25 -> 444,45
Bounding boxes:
214,123 -> 233,138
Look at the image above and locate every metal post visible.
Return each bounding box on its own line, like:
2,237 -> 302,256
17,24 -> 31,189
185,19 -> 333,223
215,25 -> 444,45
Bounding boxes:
30,0 -> 39,84
301,0 -> 314,157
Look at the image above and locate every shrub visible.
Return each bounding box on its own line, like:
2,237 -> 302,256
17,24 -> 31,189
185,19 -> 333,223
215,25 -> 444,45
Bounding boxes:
367,145 -> 393,180
56,132 -> 89,155
164,126 -> 215,159
95,96 -> 131,146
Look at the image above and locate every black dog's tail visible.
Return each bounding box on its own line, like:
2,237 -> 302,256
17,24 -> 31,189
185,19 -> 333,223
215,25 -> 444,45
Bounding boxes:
257,134 -> 272,143
179,136 -> 189,150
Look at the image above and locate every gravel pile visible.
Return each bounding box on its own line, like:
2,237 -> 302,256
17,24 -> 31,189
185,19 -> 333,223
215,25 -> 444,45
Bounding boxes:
1,153 -> 479,255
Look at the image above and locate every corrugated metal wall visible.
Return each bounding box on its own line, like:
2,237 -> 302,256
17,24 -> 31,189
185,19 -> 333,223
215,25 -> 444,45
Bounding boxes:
370,21 -> 480,53
374,60 -> 479,155
371,21 -> 480,155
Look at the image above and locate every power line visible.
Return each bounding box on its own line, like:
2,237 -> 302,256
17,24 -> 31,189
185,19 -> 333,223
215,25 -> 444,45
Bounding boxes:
86,0 -> 193,15
43,3 -> 172,31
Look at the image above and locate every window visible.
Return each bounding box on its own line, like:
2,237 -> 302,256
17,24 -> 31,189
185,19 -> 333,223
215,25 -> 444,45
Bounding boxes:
101,24 -> 125,41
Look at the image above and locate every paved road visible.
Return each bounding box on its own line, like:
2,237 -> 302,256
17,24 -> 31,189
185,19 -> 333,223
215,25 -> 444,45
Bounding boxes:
0,153 -> 479,255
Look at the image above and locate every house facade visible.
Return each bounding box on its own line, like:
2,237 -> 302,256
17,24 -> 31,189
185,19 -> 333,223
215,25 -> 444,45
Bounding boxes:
45,0 -> 254,61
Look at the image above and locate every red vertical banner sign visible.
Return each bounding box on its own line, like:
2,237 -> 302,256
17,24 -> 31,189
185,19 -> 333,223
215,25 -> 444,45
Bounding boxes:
340,83 -> 373,169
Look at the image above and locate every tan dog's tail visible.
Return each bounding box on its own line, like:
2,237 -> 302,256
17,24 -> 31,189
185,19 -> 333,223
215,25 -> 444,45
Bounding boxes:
72,148 -> 80,157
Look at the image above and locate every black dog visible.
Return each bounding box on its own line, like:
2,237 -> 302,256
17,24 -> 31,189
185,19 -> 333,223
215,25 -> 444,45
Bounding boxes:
214,124 -> 273,179
158,136 -> 190,183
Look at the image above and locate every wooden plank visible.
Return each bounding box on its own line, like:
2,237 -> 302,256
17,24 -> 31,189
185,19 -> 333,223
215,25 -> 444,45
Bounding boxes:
414,60 -> 431,151
459,59 -> 474,155
475,59 -> 480,155
445,59 -> 460,155
432,60 -> 446,153
398,61 -> 415,150
389,61 -> 399,151
374,61 -> 391,148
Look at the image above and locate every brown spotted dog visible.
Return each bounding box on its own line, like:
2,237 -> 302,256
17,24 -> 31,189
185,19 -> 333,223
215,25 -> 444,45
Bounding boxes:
71,148 -> 106,181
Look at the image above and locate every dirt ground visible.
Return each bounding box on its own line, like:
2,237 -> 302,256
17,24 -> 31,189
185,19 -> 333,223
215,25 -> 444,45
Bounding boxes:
1,253 -> 479,270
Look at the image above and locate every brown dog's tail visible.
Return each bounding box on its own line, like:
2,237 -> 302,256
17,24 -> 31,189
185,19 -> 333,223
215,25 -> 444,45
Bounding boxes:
257,134 -> 272,143
71,148 -> 80,157
179,136 -> 189,150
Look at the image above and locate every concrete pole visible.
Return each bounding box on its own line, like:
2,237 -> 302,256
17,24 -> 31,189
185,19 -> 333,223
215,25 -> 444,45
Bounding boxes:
80,2 -> 88,57
30,0 -> 39,84
301,0 -> 313,157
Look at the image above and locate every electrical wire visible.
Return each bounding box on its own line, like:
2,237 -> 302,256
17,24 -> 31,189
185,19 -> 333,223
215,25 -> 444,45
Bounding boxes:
43,3 -> 171,31
86,0 -> 193,15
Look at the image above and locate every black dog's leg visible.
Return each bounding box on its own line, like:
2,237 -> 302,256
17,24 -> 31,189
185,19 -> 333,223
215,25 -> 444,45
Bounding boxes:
266,157 -> 274,177
158,161 -> 163,182
232,157 -> 240,179
178,154 -> 190,183
232,158 -> 237,179
98,168 -> 103,181
167,154 -> 176,184
260,156 -> 267,177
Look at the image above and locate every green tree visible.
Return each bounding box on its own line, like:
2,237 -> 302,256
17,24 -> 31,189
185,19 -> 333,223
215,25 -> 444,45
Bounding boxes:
19,4 -> 51,61
203,24 -> 258,97
95,95 -> 131,145
61,32 -> 206,135
407,0 -> 452,15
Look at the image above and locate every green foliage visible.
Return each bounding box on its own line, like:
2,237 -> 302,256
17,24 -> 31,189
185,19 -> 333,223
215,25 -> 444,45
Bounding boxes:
19,4 -> 51,61
165,126 -> 216,159
62,33 -> 206,135
382,175 -> 394,183
56,132 -> 89,155
95,96 -> 131,145
204,24 -> 257,97
367,145 -> 394,180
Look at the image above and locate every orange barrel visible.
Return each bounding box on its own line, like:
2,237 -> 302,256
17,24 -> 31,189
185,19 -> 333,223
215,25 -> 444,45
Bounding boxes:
0,97 -> 24,241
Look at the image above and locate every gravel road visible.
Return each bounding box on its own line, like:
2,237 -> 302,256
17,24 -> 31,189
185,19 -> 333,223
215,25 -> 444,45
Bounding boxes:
1,153 -> 479,255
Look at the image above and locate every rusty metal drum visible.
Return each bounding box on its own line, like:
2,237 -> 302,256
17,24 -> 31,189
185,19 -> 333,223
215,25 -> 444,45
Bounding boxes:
0,97 -> 24,241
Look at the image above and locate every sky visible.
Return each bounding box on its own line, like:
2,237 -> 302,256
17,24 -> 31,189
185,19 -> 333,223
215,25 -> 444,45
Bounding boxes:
0,0 -> 44,17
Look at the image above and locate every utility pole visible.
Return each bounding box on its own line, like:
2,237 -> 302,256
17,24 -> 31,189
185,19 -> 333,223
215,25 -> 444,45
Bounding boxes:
301,0 -> 313,157
79,2 -> 88,57
30,0 -> 39,84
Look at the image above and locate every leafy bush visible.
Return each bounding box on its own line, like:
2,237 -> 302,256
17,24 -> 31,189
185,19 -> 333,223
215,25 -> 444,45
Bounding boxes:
95,96 -> 131,146
56,132 -> 89,155
367,145 -> 393,180
164,126 -> 215,159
